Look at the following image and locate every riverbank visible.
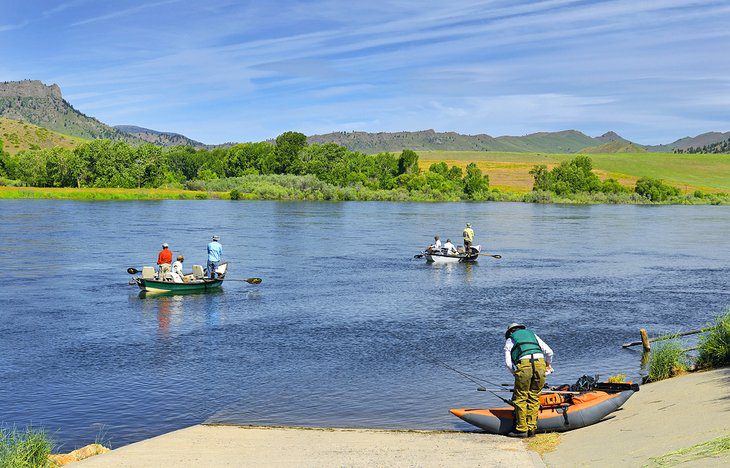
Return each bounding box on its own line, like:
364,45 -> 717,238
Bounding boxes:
75,426 -> 542,467
1,185 -> 728,204
545,367 -> 730,467
72,368 -> 729,467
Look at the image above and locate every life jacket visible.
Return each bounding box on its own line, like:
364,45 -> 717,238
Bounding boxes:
509,328 -> 543,363
463,228 -> 474,242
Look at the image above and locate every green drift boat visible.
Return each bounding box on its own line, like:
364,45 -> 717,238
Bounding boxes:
130,262 -> 228,294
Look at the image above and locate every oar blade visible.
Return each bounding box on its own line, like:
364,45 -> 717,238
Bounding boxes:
127,267 -> 139,274
246,278 -> 262,284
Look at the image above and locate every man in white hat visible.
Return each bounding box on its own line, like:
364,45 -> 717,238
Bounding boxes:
503,323 -> 554,438
207,235 -> 223,279
157,243 -> 172,280
463,223 -> 474,255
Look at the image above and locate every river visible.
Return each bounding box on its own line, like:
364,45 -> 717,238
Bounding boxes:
0,200 -> 728,448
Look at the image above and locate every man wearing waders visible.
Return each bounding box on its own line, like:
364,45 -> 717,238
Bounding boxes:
462,223 -> 474,255
504,323 -> 554,438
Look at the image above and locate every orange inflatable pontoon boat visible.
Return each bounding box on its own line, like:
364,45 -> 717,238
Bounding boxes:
451,382 -> 638,434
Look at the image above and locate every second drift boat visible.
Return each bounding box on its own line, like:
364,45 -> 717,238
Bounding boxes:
450,381 -> 639,434
424,245 -> 481,264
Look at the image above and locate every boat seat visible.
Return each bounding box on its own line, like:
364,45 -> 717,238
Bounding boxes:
142,267 -> 156,279
192,264 -> 205,279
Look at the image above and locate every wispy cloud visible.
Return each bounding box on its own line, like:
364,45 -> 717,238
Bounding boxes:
70,0 -> 182,27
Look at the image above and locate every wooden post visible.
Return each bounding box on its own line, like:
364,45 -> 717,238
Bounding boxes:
640,328 -> 651,352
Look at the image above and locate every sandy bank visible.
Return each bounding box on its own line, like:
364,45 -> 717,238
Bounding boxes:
545,367 -> 730,467
77,426 -> 542,467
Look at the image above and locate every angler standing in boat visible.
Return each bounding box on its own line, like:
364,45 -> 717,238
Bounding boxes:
157,243 -> 173,279
504,323 -> 554,438
463,223 -> 474,255
207,235 -> 223,279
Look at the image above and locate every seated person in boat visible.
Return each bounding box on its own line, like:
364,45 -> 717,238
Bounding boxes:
170,255 -> 186,283
157,243 -> 172,279
426,235 -> 442,253
443,239 -> 458,255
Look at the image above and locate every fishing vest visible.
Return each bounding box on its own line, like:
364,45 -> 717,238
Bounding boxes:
463,228 -> 474,242
509,328 -> 543,363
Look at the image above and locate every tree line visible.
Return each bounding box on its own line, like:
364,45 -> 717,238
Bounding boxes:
0,131 -> 491,200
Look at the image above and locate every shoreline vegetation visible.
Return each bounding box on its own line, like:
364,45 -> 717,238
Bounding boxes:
1,131 -> 728,204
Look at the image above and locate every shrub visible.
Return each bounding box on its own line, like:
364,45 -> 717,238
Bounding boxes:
647,339 -> 688,382
635,177 -> 680,201
229,189 -> 241,200
0,425 -> 54,468
697,310 -> 730,369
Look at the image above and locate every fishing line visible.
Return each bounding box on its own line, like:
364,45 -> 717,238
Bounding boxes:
379,327 -> 507,390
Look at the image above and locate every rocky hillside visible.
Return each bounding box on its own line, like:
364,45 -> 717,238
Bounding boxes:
0,117 -> 85,155
0,80 -> 143,145
307,129 -> 630,154
646,131 -> 730,152
114,125 -> 205,148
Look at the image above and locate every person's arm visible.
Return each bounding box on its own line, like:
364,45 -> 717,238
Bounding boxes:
504,339 -> 514,374
535,334 -> 553,367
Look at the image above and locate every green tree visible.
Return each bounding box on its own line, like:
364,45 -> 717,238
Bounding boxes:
272,131 -> 307,174
463,162 -> 490,199
397,149 -> 419,175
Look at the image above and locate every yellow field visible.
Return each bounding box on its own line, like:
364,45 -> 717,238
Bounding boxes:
418,151 -> 730,193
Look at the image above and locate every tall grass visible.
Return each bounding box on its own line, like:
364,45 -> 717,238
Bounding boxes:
647,338 -> 688,382
0,426 -> 54,468
697,309 -> 730,369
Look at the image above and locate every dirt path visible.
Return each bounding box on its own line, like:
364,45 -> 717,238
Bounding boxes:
544,367 -> 730,467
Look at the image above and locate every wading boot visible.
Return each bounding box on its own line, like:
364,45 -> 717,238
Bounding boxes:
527,429 -> 536,437
506,431 -> 528,438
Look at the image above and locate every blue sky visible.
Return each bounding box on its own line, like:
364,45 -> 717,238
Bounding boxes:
1,0 -> 729,144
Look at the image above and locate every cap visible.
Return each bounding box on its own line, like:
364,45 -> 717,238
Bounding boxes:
505,323 -> 525,338
162,243 -> 169,248
212,235 -> 220,241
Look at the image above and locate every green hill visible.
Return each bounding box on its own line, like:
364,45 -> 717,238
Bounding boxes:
579,141 -> 648,153
0,117 -> 85,155
308,129 -> 626,154
0,80 -> 144,145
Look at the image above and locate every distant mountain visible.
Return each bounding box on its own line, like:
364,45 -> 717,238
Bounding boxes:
646,131 -> 730,152
675,136 -> 730,154
114,125 -> 205,148
307,129 -> 632,154
595,131 -> 630,144
0,80 -> 144,145
580,141 -> 648,154
0,117 -> 85,155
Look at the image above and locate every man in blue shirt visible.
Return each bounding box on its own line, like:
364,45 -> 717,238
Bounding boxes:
207,235 -> 223,279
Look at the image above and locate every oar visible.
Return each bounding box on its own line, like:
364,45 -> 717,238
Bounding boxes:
414,253 -> 425,259
226,278 -> 262,284
478,253 -> 502,259
127,267 -> 142,274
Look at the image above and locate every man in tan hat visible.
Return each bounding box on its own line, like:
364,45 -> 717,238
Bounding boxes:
503,323 -> 554,438
463,223 -> 474,254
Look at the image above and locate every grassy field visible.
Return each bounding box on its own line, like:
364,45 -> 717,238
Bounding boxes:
0,117 -> 86,155
0,186 -> 227,200
418,151 -> 730,193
